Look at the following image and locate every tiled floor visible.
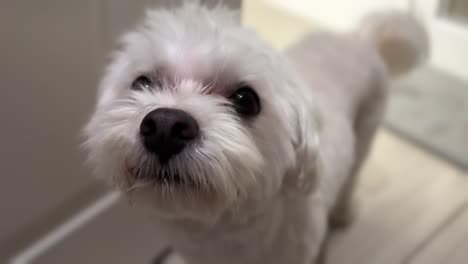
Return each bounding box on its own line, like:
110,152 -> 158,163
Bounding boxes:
327,131 -> 468,264
388,67 -> 468,169
243,1 -> 468,263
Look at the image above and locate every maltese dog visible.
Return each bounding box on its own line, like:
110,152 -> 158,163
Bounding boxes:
83,3 -> 428,264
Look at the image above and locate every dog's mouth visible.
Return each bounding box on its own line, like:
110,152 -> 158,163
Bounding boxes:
125,160 -> 196,189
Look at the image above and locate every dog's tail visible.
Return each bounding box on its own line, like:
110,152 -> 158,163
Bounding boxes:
358,11 -> 429,77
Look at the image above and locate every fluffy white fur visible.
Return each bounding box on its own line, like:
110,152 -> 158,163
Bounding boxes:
83,3 -> 428,264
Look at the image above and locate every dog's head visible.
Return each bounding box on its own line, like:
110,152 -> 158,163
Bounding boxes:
83,4 -> 320,222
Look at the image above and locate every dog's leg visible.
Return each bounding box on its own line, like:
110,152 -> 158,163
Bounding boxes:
329,83 -> 387,229
328,133 -> 367,228
328,172 -> 358,228
153,247 -> 175,264
328,119 -> 377,228
316,234 -> 330,264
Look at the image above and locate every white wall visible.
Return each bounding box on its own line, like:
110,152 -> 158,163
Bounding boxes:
268,0 -> 468,81
269,0 -> 409,31
104,0 -> 242,45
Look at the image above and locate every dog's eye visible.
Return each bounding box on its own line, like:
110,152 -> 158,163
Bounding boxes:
229,85 -> 261,117
131,75 -> 152,91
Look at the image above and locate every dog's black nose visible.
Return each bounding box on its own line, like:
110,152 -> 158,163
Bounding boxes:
140,108 -> 199,162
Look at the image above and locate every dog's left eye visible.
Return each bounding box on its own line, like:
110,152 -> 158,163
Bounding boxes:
229,85 -> 261,117
131,75 -> 152,91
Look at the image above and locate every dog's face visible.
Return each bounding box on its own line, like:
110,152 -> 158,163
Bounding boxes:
84,4 -> 319,222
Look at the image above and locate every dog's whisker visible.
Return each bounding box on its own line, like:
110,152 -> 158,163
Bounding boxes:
126,181 -> 152,192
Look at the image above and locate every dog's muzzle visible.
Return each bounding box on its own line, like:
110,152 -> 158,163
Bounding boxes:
140,107 -> 199,163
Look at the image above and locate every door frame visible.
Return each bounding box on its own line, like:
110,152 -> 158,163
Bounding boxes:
414,0 -> 468,81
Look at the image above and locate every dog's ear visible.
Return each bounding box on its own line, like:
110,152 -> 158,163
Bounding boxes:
282,105 -> 321,196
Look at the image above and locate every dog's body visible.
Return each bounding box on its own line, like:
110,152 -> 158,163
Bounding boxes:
84,4 -> 428,264
155,33 -> 390,264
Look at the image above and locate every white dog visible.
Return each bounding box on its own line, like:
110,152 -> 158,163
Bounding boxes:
83,3 -> 428,264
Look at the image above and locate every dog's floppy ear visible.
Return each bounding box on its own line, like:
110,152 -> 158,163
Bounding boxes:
282,105 -> 321,196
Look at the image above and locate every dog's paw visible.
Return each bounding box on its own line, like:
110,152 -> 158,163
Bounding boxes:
161,253 -> 185,264
328,202 -> 355,229
153,248 -> 186,264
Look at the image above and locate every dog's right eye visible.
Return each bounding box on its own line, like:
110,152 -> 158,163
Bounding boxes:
131,75 -> 152,91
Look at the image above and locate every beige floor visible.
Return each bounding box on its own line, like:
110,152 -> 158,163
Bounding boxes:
243,1 -> 468,263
